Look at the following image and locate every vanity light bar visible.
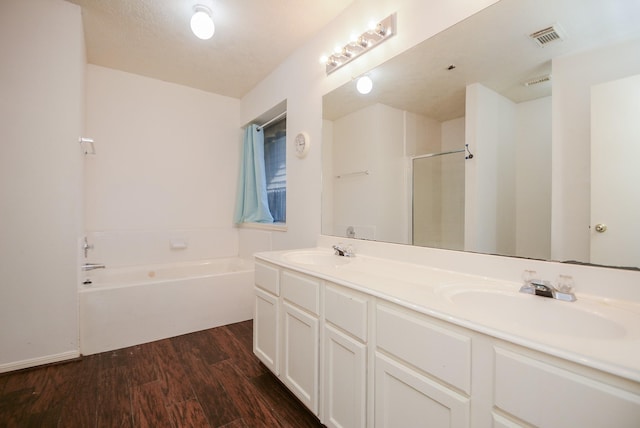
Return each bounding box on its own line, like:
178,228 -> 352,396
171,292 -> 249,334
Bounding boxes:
324,13 -> 396,75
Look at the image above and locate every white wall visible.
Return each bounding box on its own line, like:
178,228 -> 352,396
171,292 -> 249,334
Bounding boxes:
329,103 -> 406,243
466,85 -> 552,260
240,0 -> 499,251
465,83 -> 517,255
321,119 -> 335,236
515,96 -> 551,260
0,0 -> 84,371
551,38 -> 640,262
84,65 -> 242,266
406,112 -> 441,156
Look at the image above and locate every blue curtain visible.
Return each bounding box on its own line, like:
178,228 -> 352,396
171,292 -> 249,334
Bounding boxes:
233,125 -> 274,223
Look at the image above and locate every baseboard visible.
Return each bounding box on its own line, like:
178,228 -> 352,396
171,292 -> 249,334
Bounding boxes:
0,350 -> 80,374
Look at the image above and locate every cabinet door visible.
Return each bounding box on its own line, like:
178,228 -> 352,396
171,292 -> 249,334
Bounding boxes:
282,301 -> 319,414
253,287 -> 279,374
324,325 -> 367,428
375,353 -> 469,428
494,347 -> 640,428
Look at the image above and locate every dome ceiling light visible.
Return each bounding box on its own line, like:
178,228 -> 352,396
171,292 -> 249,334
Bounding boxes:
356,75 -> 373,94
190,5 -> 215,40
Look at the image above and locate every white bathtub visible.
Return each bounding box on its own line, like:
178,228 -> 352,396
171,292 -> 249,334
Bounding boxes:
79,258 -> 254,355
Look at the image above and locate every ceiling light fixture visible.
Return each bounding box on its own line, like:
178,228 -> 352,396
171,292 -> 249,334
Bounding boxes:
322,13 -> 396,75
356,75 -> 373,94
190,5 -> 215,40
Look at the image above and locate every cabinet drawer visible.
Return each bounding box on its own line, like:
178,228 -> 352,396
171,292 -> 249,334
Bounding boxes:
376,304 -> 471,394
325,284 -> 368,342
255,262 -> 279,295
281,270 -> 320,315
494,347 -> 640,427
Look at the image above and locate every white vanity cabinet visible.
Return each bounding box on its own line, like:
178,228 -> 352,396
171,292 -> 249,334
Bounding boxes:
253,253 -> 640,428
253,263 -> 321,415
323,284 -> 369,428
374,303 -> 471,428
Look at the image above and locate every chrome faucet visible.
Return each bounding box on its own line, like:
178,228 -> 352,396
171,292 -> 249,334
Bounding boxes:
520,278 -> 576,302
82,263 -> 106,271
332,244 -> 355,257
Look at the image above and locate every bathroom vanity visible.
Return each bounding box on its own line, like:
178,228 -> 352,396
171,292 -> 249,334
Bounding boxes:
253,242 -> 640,428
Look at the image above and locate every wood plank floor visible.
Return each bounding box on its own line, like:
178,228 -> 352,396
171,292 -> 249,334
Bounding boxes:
0,320 -> 324,427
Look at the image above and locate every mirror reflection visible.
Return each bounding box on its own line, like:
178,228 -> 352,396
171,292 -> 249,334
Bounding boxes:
322,0 -> 640,268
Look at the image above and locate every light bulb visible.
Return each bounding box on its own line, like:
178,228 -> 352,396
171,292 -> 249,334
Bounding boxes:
356,76 -> 373,94
190,6 -> 215,40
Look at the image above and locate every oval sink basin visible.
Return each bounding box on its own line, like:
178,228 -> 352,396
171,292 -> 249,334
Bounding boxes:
282,250 -> 351,267
440,287 -> 628,339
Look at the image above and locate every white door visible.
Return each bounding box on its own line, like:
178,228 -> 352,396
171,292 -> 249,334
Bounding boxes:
590,73 -> 640,267
282,301 -> 319,414
253,287 -> 279,374
323,325 -> 367,428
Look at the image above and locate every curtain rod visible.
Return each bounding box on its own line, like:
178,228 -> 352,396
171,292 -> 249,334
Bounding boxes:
256,111 -> 287,131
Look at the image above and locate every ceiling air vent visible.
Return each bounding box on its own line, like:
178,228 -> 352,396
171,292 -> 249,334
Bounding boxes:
523,74 -> 552,87
529,24 -> 565,47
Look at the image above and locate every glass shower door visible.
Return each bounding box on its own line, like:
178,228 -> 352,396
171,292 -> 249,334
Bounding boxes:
412,151 -> 465,250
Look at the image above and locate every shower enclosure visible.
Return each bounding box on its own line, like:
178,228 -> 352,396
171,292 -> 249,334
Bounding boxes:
412,150 -> 465,250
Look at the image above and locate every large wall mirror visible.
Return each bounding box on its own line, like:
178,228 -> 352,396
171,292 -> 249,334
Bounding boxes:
322,0 -> 640,269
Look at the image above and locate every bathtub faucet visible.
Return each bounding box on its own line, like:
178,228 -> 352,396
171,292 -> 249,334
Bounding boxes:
82,263 -> 106,271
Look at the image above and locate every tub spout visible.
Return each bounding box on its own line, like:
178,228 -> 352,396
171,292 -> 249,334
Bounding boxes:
82,263 -> 105,271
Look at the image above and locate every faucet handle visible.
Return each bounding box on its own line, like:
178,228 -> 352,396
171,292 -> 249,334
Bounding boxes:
556,274 -> 575,294
519,269 -> 537,294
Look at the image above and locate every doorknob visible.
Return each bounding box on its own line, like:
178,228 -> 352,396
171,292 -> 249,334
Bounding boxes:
595,223 -> 607,233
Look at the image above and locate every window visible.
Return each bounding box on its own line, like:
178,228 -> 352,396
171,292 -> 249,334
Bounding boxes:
262,118 -> 286,223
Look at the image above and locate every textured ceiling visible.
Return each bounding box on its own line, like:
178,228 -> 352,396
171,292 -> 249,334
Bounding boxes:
66,0 -> 354,98
324,0 -> 640,122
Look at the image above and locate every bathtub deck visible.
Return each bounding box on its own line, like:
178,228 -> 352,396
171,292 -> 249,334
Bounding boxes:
0,321 -> 323,427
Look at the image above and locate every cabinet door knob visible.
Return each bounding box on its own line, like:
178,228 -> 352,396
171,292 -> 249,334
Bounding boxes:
595,223 -> 607,233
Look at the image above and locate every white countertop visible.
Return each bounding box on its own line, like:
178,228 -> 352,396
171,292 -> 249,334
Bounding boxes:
256,247 -> 640,383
